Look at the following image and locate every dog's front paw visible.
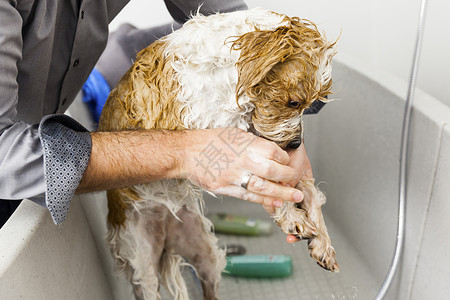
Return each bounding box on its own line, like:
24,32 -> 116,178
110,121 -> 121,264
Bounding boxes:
274,202 -> 339,272
308,235 -> 339,272
274,202 -> 318,240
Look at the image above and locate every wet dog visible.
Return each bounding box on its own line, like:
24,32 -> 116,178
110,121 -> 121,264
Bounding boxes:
99,8 -> 338,300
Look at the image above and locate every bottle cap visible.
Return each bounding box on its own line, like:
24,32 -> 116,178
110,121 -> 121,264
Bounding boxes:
258,220 -> 273,235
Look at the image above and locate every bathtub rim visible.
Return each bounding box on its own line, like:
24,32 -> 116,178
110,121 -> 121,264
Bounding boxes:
334,53 -> 450,127
0,199 -> 47,277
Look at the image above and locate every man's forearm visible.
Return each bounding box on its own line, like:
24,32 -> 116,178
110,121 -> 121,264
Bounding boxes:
76,127 -> 305,208
76,130 -> 185,194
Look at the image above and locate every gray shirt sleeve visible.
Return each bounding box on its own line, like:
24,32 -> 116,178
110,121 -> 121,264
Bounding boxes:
0,0 -> 91,224
0,116 -> 92,225
0,0 -> 46,202
164,0 -> 248,24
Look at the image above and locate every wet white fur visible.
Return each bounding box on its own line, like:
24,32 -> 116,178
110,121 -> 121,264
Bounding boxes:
167,9 -> 290,131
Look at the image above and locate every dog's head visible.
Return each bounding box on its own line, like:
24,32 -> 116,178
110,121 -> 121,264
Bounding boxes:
232,15 -> 337,149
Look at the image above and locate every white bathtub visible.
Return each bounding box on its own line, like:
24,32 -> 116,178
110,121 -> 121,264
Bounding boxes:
304,55 -> 450,299
1,56 -> 449,299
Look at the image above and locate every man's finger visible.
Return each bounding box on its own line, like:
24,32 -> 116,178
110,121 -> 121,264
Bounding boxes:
245,174 -> 303,204
286,234 -> 300,244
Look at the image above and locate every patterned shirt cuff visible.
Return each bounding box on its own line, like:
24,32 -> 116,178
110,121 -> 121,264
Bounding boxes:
39,114 -> 92,224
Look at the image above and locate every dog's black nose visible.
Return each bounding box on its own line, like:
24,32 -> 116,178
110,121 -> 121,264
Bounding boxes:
287,139 -> 302,149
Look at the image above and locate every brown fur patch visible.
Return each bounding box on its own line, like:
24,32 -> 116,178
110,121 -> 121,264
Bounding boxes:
99,40 -> 187,227
107,189 -> 130,227
99,40 -> 184,132
232,16 -> 335,105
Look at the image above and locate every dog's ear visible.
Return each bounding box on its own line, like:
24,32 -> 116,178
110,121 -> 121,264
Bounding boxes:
232,26 -> 294,102
231,17 -> 337,104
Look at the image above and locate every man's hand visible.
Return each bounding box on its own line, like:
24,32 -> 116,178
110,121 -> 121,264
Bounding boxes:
180,128 -> 304,208
259,142 -> 314,243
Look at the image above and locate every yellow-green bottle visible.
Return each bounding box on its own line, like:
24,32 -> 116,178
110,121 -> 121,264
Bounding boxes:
209,213 -> 273,236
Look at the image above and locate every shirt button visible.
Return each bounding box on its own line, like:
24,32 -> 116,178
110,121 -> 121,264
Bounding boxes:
73,59 -> 80,67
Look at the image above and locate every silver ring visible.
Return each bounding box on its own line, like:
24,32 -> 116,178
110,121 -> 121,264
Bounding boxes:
240,172 -> 253,190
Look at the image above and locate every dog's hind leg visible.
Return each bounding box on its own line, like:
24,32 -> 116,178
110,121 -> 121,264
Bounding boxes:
128,208 -> 168,300
165,206 -> 226,300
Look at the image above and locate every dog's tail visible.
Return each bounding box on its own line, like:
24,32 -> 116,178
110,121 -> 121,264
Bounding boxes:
160,251 -> 191,300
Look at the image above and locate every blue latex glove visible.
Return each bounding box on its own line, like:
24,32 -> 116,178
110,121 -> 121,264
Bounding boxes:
82,68 -> 111,123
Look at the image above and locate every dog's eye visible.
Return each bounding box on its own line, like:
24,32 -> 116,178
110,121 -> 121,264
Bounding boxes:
288,100 -> 300,108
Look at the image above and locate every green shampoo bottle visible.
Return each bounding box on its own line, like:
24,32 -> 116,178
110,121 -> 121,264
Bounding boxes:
209,213 -> 273,236
224,255 -> 293,278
